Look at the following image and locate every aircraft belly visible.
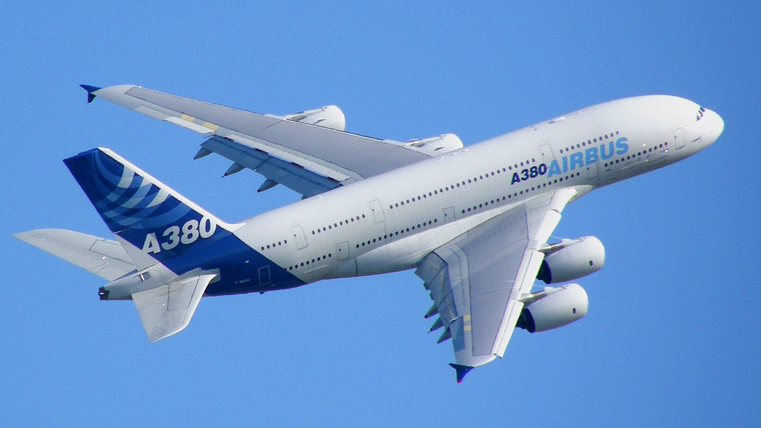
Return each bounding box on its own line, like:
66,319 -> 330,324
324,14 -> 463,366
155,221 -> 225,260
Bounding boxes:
351,206 -> 511,277
171,233 -> 304,296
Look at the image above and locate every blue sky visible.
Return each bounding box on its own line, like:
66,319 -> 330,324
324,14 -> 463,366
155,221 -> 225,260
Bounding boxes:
2,1 -> 759,426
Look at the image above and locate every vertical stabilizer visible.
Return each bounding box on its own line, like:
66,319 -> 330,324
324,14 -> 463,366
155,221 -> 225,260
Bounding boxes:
64,148 -> 237,271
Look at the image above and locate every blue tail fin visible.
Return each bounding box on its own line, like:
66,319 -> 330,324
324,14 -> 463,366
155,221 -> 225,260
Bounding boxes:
64,148 -> 235,269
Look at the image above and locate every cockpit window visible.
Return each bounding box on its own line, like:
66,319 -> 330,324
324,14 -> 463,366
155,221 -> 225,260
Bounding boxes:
696,106 -> 706,121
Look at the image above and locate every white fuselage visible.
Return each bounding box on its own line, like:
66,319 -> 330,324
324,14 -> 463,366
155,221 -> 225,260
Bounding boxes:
232,95 -> 722,286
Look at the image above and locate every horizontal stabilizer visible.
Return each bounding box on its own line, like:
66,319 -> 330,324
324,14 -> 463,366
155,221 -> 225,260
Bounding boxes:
132,271 -> 217,342
14,229 -> 135,280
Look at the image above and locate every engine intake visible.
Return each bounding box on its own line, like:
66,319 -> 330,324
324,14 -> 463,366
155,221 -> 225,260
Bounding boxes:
537,236 -> 605,284
516,283 -> 588,333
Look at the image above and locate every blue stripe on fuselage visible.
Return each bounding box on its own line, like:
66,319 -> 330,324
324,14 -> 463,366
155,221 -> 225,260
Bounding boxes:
160,231 -> 305,296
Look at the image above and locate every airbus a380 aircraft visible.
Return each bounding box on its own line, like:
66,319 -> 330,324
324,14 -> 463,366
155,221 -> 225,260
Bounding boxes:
16,85 -> 723,381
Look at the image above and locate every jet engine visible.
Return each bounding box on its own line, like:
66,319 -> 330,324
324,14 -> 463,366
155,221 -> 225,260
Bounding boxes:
537,236 -> 605,284
516,283 -> 588,333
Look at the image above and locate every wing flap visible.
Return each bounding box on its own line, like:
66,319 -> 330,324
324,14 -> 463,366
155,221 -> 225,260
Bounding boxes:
132,272 -> 217,342
14,229 -> 135,281
202,136 -> 342,197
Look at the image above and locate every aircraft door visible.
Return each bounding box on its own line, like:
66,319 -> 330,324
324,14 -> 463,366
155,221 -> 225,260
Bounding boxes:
258,266 -> 271,286
538,142 -> 553,162
369,200 -> 385,223
443,206 -> 455,223
337,241 -> 350,261
290,225 -> 308,249
586,161 -> 598,181
673,127 -> 685,149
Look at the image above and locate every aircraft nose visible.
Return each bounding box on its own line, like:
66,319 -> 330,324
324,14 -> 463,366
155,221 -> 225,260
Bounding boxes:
701,108 -> 724,146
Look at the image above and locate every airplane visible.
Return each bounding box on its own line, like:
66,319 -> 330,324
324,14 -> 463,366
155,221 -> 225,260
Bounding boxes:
15,84 -> 724,382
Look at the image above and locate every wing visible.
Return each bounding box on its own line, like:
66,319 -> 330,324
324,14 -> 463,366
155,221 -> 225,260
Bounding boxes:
83,85 -> 463,197
14,229 -> 136,281
415,188 -> 578,382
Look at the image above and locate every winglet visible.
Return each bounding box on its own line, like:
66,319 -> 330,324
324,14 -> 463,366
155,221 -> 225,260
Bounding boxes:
80,84 -> 102,103
449,364 -> 474,383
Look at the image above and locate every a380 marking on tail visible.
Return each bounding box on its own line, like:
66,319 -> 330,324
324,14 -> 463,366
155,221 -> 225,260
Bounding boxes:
142,216 -> 217,254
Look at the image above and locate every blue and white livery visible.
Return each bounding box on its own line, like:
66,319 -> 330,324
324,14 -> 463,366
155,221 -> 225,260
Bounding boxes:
15,85 -> 724,381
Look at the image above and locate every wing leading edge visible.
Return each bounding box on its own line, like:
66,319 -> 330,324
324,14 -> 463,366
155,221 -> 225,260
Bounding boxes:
14,229 -> 136,281
83,85 -> 462,197
415,188 -> 578,382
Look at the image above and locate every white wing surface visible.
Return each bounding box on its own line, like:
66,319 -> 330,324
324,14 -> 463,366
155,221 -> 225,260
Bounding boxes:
415,188 -> 577,381
84,85 -> 461,197
14,229 -> 136,281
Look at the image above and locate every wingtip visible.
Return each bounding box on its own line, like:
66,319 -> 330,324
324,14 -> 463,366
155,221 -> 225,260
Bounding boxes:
12,231 -> 28,241
449,364 -> 474,383
80,84 -> 102,103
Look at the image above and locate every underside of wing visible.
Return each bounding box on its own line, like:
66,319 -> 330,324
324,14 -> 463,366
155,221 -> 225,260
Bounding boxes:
84,85 -> 463,197
14,229 -> 136,281
415,188 -> 578,381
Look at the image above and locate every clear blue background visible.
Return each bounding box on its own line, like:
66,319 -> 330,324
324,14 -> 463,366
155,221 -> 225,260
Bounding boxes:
2,1 -> 759,426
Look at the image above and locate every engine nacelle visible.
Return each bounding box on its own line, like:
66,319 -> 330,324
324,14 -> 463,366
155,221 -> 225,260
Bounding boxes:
281,105 -> 346,131
537,236 -> 605,284
516,283 -> 588,333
